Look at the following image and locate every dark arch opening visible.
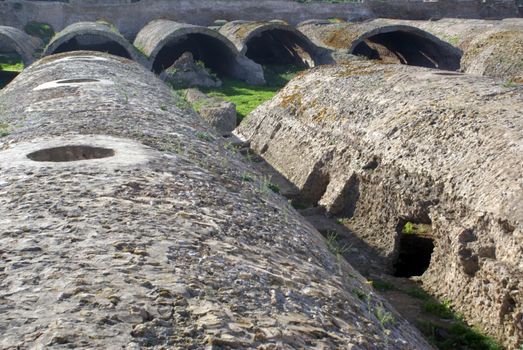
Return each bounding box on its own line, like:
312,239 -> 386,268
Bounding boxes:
393,218 -> 435,277
52,35 -> 132,59
352,31 -> 460,70
245,29 -> 315,69
153,33 -> 237,76
0,49 -> 23,89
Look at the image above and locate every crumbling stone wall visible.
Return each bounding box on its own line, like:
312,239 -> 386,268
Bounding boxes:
0,0 -> 519,39
0,51 -> 432,349
236,61 -> 523,348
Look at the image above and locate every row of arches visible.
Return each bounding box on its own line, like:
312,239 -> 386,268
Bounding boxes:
1,20 -> 463,86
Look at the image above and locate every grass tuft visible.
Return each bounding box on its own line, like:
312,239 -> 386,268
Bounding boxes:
202,65 -> 302,122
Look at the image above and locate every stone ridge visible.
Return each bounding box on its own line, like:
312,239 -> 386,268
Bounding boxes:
236,61 -> 523,348
0,52 -> 432,349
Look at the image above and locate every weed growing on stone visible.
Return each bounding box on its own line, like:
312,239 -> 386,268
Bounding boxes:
171,89 -> 192,111
241,173 -> 254,182
160,134 -> 184,155
375,303 -> 396,327
423,299 -> 454,319
402,221 -> 431,235
326,231 -> 351,255
196,131 -> 214,142
266,182 -> 280,194
336,217 -> 350,226
503,80 -> 517,88
0,122 -> 10,137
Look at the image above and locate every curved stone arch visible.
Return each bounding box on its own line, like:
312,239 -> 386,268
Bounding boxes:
44,22 -> 143,64
134,20 -> 264,84
348,24 -> 462,70
0,26 -> 42,67
219,20 -> 327,68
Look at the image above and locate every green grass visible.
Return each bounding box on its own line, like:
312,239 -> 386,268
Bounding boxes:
420,321 -> 503,350
0,53 -> 23,72
202,65 -> 301,122
423,299 -> 454,319
405,286 -> 431,301
418,297 -> 503,350
325,231 -> 351,255
402,221 -> 431,235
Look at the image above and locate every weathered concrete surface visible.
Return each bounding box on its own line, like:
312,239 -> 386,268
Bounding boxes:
397,18 -> 523,81
219,20 -> 332,67
0,0 -> 520,40
43,22 -> 146,65
298,20 -> 462,70
134,20 -> 264,84
0,25 -> 42,66
236,62 -> 523,348
338,18 -> 523,81
0,51 -> 432,349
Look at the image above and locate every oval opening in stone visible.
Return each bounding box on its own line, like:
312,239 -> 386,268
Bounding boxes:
27,145 -> 115,162
56,78 -> 100,84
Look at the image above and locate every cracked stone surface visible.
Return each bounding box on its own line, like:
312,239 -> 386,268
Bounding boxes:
236,61 -> 523,349
0,52 -> 432,349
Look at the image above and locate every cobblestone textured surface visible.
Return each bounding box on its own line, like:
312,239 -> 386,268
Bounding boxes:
237,61 -> 523,348
0,52 -> 432,349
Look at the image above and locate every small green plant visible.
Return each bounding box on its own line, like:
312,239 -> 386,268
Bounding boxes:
444,35 -> 460,46
241,173 -> 254,182
0,122 -> 10,137
401,221 -> 431,235
172,89 -> 192,111
326,231 -> 351,255
160,105 -> 167,111
403,221 -> 414,234
352,288 -> 367,301
160,134 -> 183,155
375,304 -> 395,327
266,182 -> 280,194
196,131 -> 214,142
423,299 -> 454,319
503,80 -> 517,88
336,217 -> 350,226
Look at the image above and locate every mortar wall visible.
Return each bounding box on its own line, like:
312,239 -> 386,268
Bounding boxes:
0,0 -> 520,40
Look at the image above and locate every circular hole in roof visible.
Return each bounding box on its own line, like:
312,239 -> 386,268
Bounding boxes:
56,78 -> 100,84
432,72 -> 464,76
27,145 -> 115,162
